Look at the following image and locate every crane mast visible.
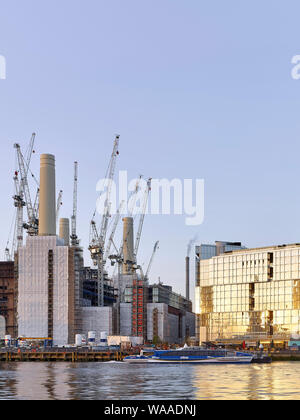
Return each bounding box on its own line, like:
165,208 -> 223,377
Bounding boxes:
134,178 -> 152,262
14,138 -> 38,236
6,134 -> 37,259
89,135 -> 120,307
145,241 -> 159,280
99,135 -> 120,250
128,175 -> 142,216
56,190 -> 63,225
113,176 -> 143,266
13,171 -> 25,252
104,200 -> 124,264
33,188 -> 40,221
71,161 -> 79,246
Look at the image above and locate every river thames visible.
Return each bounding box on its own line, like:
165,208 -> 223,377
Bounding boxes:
0,361 -> 299,400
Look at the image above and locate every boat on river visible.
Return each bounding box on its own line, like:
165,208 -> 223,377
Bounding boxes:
123,345 -> 254,364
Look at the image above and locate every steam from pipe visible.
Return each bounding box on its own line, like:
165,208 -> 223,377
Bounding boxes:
187,234 -> 198,257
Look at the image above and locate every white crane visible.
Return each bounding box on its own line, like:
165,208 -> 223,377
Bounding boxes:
71,161 -> 79,246
134,178 -> 152,262
14,136 -> 38,236
13,169 -> 25,252
104,200 -> 125,264
114,176 -> 143,264
98,135 -> 120,251
89,135 -> 120,307
6,134 -> 37,259
128,175 -> 142,217
145,241 -> 159,280
56,190 -> 63,225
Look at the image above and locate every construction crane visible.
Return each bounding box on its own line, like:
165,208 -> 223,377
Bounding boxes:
14,137 -> 38,236
134,178 -> 152,262
104,200 -> 125,264
113,176 -> 142,265
111,177 -> 151,279
89,135 -> 120,307
128,175 -> 142,217
13,169 -> 25,251
5,134 -> 37,259
56,190 -> 63,225
70,161 -> 79,246
145,241 -> 159,280
4,206 -> 18,261
33,187 -> 40,221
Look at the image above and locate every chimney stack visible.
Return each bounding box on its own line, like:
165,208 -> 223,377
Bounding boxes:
59,218 -> 70,246
38,154 -> 56,236
186,256 -> 190,301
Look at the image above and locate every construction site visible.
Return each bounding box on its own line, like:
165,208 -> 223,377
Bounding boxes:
0,134 -> 195,348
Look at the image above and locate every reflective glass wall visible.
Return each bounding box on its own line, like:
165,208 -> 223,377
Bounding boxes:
195,245 -> 300,342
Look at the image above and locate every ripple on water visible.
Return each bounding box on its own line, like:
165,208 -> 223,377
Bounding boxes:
0,361 -> 299,400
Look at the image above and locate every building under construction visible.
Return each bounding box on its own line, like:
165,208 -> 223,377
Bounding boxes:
0,134 -> 195,346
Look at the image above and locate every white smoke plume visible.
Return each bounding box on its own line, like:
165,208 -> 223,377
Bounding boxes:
187,234 -> 198,257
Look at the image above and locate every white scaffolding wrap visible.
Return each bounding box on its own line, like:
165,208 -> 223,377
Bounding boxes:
53,246 -> 69,345
17,236 -> 71,345
120,303 -> 132,336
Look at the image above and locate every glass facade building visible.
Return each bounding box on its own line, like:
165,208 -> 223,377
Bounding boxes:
195,242 -> 300,343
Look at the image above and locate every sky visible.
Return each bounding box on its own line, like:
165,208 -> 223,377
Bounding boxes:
1,0 -> 300,306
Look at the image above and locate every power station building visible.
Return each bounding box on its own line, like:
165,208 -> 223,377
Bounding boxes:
16,154 -> 83,345
3,146 -> 195,346
195,241 -> 300,346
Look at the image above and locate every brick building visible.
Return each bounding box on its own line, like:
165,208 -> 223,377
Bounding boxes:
0,261 -> 15,337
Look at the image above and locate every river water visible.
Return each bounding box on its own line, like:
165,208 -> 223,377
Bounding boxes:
0,361 -> 299,400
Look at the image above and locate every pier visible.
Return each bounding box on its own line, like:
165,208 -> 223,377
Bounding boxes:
0,350 -> 124,362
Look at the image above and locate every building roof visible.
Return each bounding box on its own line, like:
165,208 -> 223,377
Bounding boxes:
224,243 -> 300,255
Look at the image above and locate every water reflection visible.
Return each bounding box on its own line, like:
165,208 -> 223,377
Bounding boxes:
192,363 -> 300,400
0,362 -> 300,400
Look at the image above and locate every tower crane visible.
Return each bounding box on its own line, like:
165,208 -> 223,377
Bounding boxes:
111,177 -> 152,279
128,175 -> 142,217
134,178 -> 152,262
5,134 -> 37,259
98,135 -> 120,252
33,188 -> 40,222
56,190 -> 63,225
13,169 -> 25,252
14,137 -> 38,236
145,241 -> 159,280
70,161 -> 79,246
104,200 -> 125,264
114,176 -> 142,264
89,135 -> 120,307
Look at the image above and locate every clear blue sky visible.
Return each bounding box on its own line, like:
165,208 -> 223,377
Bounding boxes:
1,0 -> 300,305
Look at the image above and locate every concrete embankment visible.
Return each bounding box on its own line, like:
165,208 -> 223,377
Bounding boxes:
271,352 -> 300,362
0,350 -> 124,362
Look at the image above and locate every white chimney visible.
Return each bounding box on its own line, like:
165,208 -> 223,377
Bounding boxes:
59,218 -> 70,246
38,154 -> 56,236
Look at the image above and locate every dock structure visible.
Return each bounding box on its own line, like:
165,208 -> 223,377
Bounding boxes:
0,350 -> 124,362
2,349 -> 300,362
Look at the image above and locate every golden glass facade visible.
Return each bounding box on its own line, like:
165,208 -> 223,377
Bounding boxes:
195,244 -> 300,342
